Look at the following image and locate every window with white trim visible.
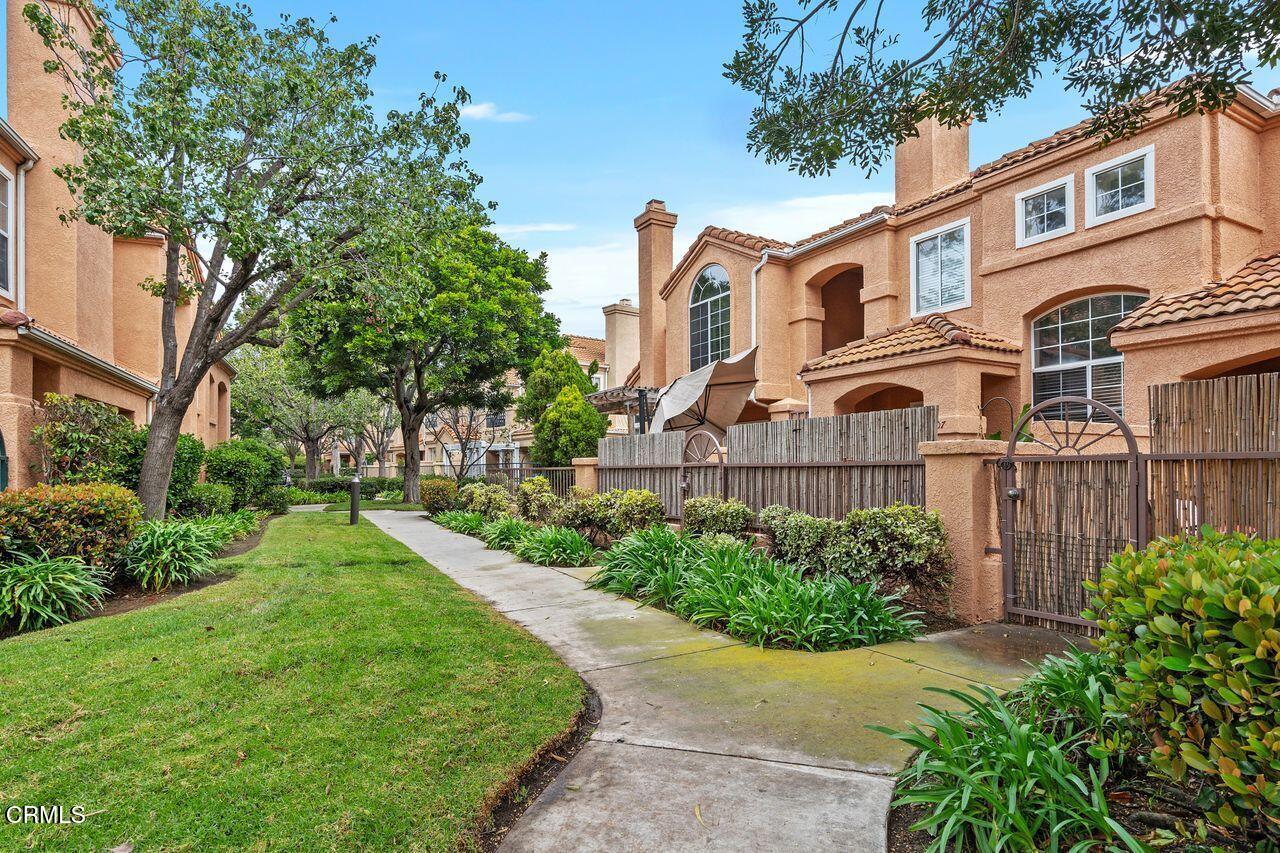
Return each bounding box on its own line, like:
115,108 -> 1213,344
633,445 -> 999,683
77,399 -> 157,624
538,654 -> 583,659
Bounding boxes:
1031,293 -> 1145,420
911,219 -> 969,315
1015,176 -> 1073,247
689,264 -> 730,370
1085,145 -> 1154,227
0,172 -> 10,294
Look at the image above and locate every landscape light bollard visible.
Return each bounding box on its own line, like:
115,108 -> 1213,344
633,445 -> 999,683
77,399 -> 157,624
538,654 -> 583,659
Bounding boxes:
350,475 -> 360,525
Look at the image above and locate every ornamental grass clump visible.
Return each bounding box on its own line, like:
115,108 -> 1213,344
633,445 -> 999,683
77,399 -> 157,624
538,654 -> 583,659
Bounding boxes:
0,551 -> 111,631
432,510 -> 486,535
125,519 -> 219,592
1085,528 -> 1280,836
481,516 -> 534,551
513,526 -> 596,568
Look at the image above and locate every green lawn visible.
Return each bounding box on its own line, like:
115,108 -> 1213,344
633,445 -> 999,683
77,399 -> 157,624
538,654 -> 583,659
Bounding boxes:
0,513 -> 585,850
324,499 -> 424,511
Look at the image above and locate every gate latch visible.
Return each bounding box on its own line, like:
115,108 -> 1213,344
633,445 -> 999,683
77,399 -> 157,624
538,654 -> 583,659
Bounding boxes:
1005,487 -> 1024,501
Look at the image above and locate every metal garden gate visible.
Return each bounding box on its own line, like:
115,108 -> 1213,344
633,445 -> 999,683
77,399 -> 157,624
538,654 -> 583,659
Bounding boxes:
997,395 -> 1144,629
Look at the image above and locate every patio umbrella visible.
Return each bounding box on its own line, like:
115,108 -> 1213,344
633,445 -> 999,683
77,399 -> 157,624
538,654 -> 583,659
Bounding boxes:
649,347 -> 758,440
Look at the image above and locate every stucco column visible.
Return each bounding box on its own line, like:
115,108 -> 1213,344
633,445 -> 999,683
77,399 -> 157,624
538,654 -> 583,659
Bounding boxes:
934,361 -> 988,440
634,201 -> 676,387
0,342 -> 37,489
919,439 -> 1005,624
572,456 -> 599,494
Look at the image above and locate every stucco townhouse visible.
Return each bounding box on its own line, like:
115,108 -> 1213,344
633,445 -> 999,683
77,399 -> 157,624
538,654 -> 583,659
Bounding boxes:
633,85 -> 1280,442
0,1 -> 234,490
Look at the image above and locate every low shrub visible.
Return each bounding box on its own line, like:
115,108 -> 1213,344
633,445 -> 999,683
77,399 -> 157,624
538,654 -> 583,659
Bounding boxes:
1086,528 -> 1280,834
682,495 -> 754,538
0,483 -> 142,575
457,482 -> 514,521
480,516 -> 534,551
515,476 -> 563,523
256,486 -> 291,516
822,504 -> 950,594
125,519 -> 219,592
421,478 -> 458,514
110,427 -> 205,512
362,476 -> 405,495
205,439 -> 285,509
281,487 -> 332,506
303,476 -> 361,496
0,550 -> 110,631
432,510 -> 486,534
759,505 -> 841,574
561,488 -> 665,543
199,509 -> 261,546
514,526 -> 596,567
373,490 -> 403,502
186,482 -> 233,516
695,532 -> 747,552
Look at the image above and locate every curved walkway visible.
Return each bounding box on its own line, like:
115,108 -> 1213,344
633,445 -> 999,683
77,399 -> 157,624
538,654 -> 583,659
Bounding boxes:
366,511 -> 1073,852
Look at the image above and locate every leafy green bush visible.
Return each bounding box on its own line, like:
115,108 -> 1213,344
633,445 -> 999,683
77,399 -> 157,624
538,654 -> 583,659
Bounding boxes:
0,550 -> 110,631
110,427 -> 205,512
198,509 -> 261,546
480,516 -> 534,551
125,519 -> 219,592
0,483 -> 142,575
561,488 -> 665,543
514,525 -> 596,567
432,510 -> 486,534
758,505 -> 841,574
590,528 -> 919,651
303,476 -> 362,496
530,385 -> 609,466
515,476 -> 563,523
256,486 -> 291,515
682,495 -> 754,537
696,532 -> 747,551
29,393 -> 133,484
879,685 -> 1139,852
205,439 -> 284,509
421,479 -> 458,514
457,482 -> 514,521
186,482 -> 233,516
1086,529 -> 1280,833
822,504 -> 950,594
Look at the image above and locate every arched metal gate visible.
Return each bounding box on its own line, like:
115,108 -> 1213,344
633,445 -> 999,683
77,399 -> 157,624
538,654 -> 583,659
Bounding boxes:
679,429 -> 725,503
996,395 -> 1144,628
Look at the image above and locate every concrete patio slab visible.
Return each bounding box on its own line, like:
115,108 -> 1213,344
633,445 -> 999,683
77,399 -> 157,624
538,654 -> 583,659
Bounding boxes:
365,511 -> 1075,852
500,739 -> 894,853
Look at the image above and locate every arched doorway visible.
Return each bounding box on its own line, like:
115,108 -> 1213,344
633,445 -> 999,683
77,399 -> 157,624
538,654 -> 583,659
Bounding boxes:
808,264 -> 865,354
216,382 -> 230,442
833,383 -> 924,415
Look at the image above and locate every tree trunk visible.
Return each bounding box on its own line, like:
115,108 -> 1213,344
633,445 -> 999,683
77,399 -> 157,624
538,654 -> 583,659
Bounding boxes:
137,400 -> 189,519
401,420 -> 423,503
304,439 -> 322,480
376,453 -> 387,478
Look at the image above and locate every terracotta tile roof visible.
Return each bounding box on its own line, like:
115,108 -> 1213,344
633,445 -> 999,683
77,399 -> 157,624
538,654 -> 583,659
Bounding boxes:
697,225 -> 790,252
971,118 -> 1096,179
624,363 -> 640,386
792,205 -> 894,249
567,334 -> 606,366
802,313 -> 1021,373
1113,250 -> 1280,332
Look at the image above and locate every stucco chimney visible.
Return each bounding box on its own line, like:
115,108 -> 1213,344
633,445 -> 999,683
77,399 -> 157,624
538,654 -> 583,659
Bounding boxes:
634,200 -> 676,386
602,298 -> 639,390
894,118 -> 970,208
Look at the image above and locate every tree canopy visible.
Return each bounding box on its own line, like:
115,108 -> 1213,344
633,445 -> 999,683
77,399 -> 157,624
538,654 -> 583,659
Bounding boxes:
530,386 -> 609,467
514,348 -> 597,426
725,0 -> 1280,176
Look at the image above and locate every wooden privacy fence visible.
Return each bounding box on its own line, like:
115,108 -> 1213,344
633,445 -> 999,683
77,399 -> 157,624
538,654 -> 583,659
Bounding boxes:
998,373 -> 1280,631
596,407 -> 937,520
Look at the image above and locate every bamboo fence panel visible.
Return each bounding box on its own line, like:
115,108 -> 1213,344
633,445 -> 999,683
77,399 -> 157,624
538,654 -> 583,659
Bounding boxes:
597,433 -> 684,518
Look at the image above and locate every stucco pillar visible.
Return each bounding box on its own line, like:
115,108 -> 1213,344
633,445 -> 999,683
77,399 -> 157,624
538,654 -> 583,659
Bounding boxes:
919,439 -> 1005,624
572,456 -> 599,494
0,342 -> 37,489
933,361 -> 988,440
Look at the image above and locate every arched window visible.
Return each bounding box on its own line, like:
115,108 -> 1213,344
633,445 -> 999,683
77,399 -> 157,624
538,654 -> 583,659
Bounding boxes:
1032,293 -> 1145,418
689,264 -> 730,370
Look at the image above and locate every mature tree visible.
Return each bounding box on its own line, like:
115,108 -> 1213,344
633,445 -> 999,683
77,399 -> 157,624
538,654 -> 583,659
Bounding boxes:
294,224 -> 561,503
726,0 -> 1280,176
25,0 -> 474,516
360,402 -> 399,478
332,389 -> 385,475
228,346 -> 362,480
514,348 -> 597,426
530,386 -> 609,467
425,380 -> 513,483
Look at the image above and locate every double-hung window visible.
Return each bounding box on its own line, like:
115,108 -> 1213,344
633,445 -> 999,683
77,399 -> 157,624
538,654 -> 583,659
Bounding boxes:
689,264 -> 730,370
0,170 -> 10,295
1085,145 -> 1154,227
1015,176 -> 1073,247
1031,293 -> 1145,420
910,219 -> 970,316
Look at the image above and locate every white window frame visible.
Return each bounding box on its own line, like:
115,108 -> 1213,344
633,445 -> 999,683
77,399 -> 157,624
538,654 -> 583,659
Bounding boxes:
1030,292 -> 1144,416
689,263 -> 731,370
1014,174 -> 1074,248
0,164 -> 12,295
909,217 -> 971,317
1084,144 -> 1155,228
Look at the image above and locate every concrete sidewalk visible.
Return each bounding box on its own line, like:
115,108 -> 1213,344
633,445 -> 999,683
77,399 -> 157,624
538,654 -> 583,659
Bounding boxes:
366,511 -> 1074,852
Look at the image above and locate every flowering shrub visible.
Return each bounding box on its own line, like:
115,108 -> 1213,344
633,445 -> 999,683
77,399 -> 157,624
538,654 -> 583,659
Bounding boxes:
682,495 -> 754,538
421,479 -> 458,514
0,483 -> 142,575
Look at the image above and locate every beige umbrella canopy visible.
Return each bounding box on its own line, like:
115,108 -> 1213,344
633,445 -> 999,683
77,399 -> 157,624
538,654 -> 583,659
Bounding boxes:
649,347 -> 759,441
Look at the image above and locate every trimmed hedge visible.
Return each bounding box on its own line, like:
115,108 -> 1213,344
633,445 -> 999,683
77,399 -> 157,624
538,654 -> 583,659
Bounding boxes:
682,495 -> 753,538
185,482 -> 233,517
0,483 -> 142,575
457,482 -> 514,521
561,488 -> 664,543
421,479 -> 457,514
205,439 -> 284,509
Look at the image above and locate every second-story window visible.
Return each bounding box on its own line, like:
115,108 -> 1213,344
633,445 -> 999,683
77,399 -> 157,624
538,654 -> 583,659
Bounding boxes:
1032,293 -> 1145,419
1015,176 -> 1074,248
690,264 -> 730,370
0,171 -> 10,294
1085,145 -> 1154,227
485,411 -> 506,428
911,219 -> 970,315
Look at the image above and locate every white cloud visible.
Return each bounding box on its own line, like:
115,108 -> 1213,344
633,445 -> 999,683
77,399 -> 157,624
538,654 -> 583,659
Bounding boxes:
542,239 -> 637,337
459,101 -> 532,122
699,191 -> 895,245
492,222 -> 577,236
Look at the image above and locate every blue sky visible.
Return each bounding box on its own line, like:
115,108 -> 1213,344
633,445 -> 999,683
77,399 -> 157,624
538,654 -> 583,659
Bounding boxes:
252,1 -> 1280,336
